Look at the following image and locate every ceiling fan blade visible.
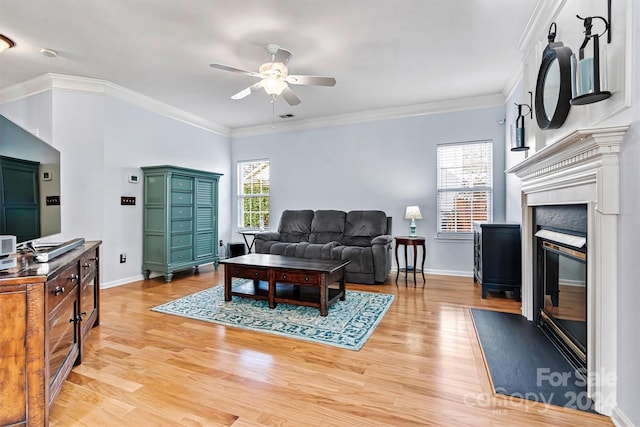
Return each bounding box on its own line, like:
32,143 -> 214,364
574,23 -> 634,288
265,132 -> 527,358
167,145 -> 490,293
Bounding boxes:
231,83 -> 262,100
286,75 -> 336,87
274,48 -> 294,66
281,86 -> 301,105
209,63 -> 260,77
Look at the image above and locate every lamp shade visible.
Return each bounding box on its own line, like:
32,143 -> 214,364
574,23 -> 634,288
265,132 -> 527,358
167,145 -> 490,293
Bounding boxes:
404,206 -> 422,220
260,77 -> 287,96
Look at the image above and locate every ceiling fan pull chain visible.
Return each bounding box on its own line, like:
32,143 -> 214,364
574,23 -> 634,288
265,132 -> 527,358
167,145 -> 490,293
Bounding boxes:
272,95 -> 276,128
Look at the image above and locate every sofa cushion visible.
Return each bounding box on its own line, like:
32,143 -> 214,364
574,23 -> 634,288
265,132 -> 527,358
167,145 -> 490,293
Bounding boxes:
295,241 -> 340,259
343,210 -> 389,246
309,210 -> 346,244
278,210 -> 314,243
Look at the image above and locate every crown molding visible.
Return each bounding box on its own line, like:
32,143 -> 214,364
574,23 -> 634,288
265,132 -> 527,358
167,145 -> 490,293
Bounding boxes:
230,93 -> 506,138
0,73 -> 230,136
0,74 -> 53,102
517,0 -> 568,57
1,74 -> 508,139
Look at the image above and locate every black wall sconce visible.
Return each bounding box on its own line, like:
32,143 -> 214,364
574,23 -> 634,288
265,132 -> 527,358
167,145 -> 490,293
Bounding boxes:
570,0 -> 612,105
512,91 -> 533,152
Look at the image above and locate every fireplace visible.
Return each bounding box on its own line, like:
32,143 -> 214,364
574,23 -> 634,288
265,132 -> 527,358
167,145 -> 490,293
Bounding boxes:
534,205 -> 588,373
507,126 -> 628,416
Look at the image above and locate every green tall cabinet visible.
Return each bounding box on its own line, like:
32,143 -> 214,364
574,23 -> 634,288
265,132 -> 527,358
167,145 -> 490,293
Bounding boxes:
142,166 -> 222,282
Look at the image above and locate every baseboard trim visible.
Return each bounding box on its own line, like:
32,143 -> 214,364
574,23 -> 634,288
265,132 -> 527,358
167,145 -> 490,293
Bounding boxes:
391,267 -> 473,278
611,405 -> 636,427
102,274 -> 145,289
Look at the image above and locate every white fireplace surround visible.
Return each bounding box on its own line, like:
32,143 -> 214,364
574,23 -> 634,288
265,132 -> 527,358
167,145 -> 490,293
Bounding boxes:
507,125 -> 629,416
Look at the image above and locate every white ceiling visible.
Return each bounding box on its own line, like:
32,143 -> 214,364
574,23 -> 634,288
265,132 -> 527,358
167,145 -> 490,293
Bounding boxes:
0,0 -> 537,131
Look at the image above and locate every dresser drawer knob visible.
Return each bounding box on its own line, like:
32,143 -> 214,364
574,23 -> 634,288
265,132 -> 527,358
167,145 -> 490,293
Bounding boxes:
282,274 -> 287,279
255,272 -> 259,277
83,262 -> 91,269
305,276 -> 309,281
68,274 -> 78,282
54,286 -> 65,296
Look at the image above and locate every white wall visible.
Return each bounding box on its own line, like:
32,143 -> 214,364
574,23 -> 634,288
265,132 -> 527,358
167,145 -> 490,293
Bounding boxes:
1,89 -> 232,287
231,105 -> 507,275
616,1 -> 640,425
0,91 -> 53,142
504,78 -> 527,223
102,97 -> 231,286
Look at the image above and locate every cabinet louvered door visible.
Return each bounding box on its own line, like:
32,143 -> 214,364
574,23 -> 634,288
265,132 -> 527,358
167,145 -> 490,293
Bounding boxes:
195,177 -> 216,259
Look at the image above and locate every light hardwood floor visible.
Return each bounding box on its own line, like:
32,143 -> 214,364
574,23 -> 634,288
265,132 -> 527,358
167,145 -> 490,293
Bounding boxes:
49,265 -> 612,426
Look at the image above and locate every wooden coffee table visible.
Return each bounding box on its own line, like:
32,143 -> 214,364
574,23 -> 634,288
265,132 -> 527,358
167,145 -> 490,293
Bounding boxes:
220,254 -> 350,316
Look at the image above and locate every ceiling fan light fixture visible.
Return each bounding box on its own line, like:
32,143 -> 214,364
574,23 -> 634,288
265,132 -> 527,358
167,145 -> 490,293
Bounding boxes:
0,34 -> 16,53
259,61 -> 287,78
260,77 -> 287,96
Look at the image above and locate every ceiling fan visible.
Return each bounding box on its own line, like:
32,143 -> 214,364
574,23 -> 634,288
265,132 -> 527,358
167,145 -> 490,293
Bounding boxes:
209,44 -> 336,106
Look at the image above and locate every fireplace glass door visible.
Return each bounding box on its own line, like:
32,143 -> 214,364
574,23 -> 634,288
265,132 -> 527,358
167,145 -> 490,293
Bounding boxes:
541,240 -> 587,368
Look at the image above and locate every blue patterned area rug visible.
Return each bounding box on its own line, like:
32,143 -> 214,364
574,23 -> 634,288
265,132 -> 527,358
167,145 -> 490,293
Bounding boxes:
151,280 -> 395,351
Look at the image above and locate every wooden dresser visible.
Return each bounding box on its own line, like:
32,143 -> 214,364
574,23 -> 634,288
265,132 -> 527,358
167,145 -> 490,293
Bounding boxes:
0,240 -> 101,426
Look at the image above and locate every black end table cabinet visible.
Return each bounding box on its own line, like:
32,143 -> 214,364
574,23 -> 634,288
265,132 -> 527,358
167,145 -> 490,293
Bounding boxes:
473,222 -> 522,301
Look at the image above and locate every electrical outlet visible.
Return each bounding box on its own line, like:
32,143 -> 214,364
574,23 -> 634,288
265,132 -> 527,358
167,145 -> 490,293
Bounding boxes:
120,253 -> 127,263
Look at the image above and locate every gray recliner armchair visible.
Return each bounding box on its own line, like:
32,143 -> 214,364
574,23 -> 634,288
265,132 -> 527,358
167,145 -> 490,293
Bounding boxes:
254,209 -> 392,284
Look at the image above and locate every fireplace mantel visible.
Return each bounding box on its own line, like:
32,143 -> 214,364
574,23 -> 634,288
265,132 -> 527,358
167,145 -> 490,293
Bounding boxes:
507,125 -> 629,416
507,126 -> 629,180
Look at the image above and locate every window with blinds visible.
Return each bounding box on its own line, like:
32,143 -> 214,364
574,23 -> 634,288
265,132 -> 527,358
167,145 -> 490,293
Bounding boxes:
436,141 -> 493,235
238,159 -> 270,229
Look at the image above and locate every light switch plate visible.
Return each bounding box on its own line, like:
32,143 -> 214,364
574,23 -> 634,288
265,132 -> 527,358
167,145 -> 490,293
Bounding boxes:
121,196 -> 136,206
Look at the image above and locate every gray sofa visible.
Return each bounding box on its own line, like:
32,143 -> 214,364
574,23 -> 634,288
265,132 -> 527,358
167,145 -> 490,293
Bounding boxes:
254,209 -> 392,284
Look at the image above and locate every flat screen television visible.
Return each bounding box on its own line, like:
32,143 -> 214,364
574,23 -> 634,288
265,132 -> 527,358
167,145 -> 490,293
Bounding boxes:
0,113 -> 61,246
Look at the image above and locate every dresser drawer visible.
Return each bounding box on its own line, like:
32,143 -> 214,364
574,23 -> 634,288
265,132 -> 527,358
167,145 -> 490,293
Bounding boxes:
171,219 -> 193,233
228,267 -> 269,281
171,191 -> 193,205
47,264 -> 80,312
171,176 -> 193,191
80,252 -> 98,284
274,270 -> 320,285
171,206 -> 192,219
171,248 -> 193,264
171,233 -> 193,249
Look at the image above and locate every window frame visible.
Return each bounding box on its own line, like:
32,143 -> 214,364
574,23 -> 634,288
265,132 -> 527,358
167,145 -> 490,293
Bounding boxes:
436,140 -> 493,239
237,159 -> 270,230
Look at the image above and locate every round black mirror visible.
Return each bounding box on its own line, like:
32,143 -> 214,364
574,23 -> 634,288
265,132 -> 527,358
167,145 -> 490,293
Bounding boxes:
535,24 -> 573,129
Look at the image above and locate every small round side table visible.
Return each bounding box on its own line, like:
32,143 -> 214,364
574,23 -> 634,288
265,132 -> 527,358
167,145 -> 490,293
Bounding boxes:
394,236 -> 426,285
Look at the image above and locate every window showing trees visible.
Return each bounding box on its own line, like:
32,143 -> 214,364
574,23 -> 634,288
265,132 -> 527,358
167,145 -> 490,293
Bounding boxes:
238,160 -> 270,229
437,141 -> 493,235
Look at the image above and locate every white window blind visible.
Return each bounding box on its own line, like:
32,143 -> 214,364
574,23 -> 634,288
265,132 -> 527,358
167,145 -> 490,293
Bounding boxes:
238,160 -> 270,229
437,141 -> 493,234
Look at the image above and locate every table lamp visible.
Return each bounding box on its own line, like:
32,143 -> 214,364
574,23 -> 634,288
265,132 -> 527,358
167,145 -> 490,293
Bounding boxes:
404,206 -> 422,237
